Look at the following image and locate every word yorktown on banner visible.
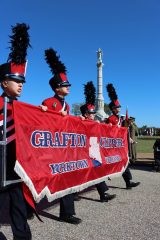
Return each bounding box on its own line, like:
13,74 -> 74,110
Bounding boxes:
13,101 -> 129,202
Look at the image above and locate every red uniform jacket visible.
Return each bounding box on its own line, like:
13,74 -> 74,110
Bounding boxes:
107,114 -> 122,127
0,95 -> 20,181
42,94 -> 70,114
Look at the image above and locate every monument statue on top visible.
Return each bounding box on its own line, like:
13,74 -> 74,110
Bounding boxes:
95,48 -> 108,121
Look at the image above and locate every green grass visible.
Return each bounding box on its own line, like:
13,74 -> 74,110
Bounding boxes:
137,136 -> 160,153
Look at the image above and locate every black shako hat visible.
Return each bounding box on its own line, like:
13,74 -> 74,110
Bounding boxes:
0,23 -> 31,83
80,81 -> 96,116
45,48 -> 71,91
106,83 -> 121,110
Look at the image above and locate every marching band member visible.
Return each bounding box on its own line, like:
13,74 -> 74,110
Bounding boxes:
41,48 -> 81,224
106,83 -> 140,189
0,23 -> 32,240
80,81 -> 116,201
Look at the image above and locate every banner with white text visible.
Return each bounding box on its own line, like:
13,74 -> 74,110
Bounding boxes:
13,101 -> 129,202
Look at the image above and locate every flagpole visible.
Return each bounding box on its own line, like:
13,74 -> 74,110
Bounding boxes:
125,106 -> 132,160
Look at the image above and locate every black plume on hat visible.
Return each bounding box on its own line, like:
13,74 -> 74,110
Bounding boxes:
80,81 -> 96,116
106,83 -> 121,110
8,23 -> 31,64
45,48 -> 66,75
106,83 -> 118,102
45,48 -> 71,90
0,23 -> 31,82
84,81 -> 96,105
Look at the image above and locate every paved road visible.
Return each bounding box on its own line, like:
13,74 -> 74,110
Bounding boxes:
0,163 -> 160,240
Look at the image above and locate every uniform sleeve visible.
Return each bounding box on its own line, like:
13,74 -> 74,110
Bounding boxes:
42,99 -> 47,106
134,124 -> 139,136
0,97 -> 4,113
42,98 -> 60,111
42,99 -> 52,110
105,118 -> 110,124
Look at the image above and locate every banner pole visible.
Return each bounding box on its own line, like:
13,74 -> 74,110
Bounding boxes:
1,97 -> 8,187
128,127 -> 132,160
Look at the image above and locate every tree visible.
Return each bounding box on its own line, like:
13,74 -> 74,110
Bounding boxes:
104,103 -> 111,115
71,103 -> 84,116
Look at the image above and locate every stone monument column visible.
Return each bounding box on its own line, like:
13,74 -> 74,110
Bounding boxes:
96,48 -> 108,121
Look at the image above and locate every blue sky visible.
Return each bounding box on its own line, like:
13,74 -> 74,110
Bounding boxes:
0,0 -> 159,127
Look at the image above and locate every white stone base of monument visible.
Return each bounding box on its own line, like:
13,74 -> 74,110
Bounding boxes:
95,110 -> 108,122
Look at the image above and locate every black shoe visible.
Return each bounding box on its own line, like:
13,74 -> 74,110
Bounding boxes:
100,193 -> 116,202
60,215 -> 82,224
126,181 -> 140,189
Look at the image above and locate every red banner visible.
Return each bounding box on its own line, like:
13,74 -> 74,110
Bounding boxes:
13,101 -> 129,203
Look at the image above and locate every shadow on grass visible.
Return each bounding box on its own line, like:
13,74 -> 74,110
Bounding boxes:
129,159 -> 155,172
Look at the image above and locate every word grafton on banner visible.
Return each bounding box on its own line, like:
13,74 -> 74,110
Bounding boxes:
13,101 -> 129,202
